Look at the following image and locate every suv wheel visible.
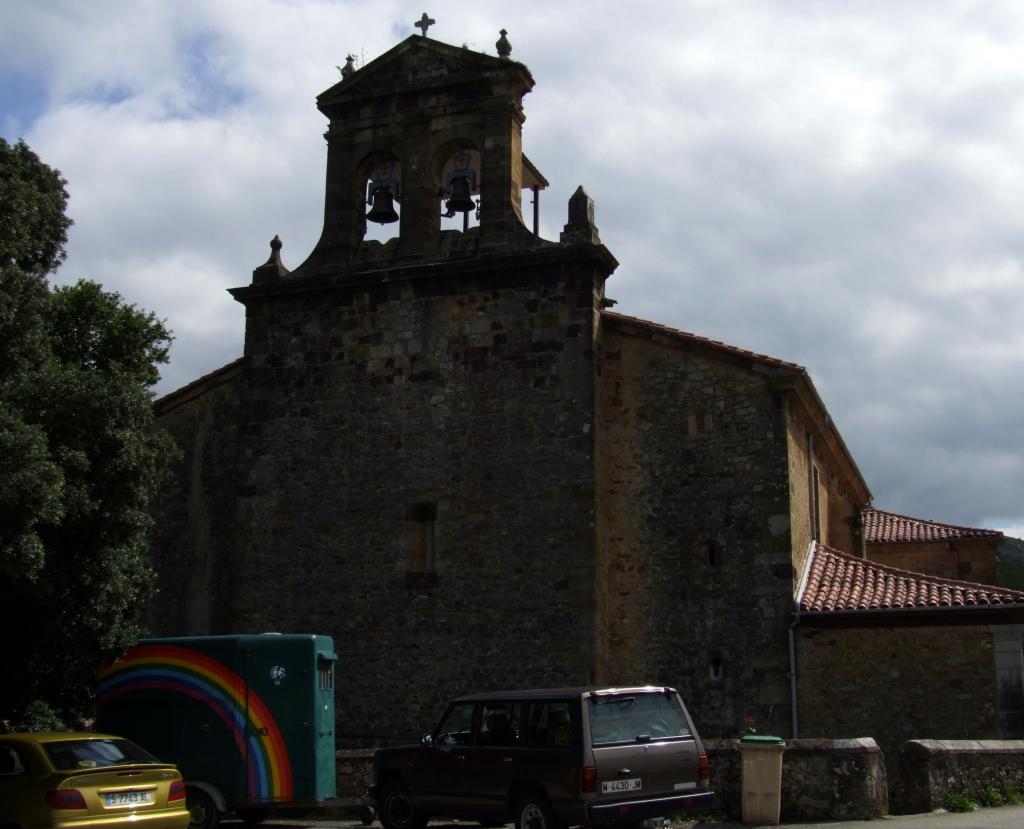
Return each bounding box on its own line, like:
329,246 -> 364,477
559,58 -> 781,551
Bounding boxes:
378,782 -> 427,829
515,793 -> 560,829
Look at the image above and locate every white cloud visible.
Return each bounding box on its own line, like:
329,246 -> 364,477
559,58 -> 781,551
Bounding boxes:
3,0 -> 1023,533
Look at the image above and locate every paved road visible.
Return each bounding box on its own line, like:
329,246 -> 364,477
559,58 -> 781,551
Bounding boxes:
223,803 -> 1024,829
699,802 -> 1024,827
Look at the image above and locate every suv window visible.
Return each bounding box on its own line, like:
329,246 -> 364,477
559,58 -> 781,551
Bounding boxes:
527,701 -> 575,748
479,701 -> 522,746
588,692 -> 691,745
435,702 -> 475,747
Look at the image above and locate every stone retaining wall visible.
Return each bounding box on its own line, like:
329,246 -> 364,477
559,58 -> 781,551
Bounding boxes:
705,738 -> 887,821
336,749 -> 375,798
896,739 -> 1024,814
337,738 -> 1024,819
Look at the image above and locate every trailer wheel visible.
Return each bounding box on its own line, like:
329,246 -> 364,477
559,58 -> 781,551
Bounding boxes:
186,787 -> 220,829
378,782 -> 427,829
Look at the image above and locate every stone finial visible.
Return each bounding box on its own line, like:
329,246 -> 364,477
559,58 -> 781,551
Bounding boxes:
415,13 -> 436,36
560,185 -> 601,245
252,234 -> 290,285
340,55 -> 355,81
496,28 -> 511,58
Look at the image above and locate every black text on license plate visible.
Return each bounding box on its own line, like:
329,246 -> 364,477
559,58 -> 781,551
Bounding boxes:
104,790 -> 154,807
602,778 -> 641,793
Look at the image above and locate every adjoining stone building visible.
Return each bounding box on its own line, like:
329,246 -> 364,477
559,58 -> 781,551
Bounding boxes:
796,543 -> 1024,753
862,507 -> 1004,584
147,30 -> 1024,748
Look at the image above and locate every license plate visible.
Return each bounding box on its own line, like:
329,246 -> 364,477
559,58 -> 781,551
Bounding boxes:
104,790 -> 155,807
602,777 -> 641,793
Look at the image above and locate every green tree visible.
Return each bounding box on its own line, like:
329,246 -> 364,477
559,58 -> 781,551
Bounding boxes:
0,138 -> 176,729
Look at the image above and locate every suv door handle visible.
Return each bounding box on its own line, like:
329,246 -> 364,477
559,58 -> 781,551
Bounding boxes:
618,769 -> 632,775
503,757 -> 513,763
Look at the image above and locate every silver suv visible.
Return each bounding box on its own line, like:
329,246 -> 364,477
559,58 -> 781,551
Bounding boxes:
371,686 -> 713,829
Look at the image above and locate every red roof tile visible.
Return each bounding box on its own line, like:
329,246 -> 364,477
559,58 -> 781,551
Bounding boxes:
601,311 -> 805,372
863,508 -> 1003,544
799,543 -> 1024,614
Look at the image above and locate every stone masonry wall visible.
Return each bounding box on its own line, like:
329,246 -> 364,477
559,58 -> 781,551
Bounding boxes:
705,738 -> 887,821
866,537 -> 999,584
228,258 -> 605,743
595,319 -> 795,738
796,624 -> 999,790
786,410 -> 814,578
897,739 -> 1024,813
150,363 -> 243,636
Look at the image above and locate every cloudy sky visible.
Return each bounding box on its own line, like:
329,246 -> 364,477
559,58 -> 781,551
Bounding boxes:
3,0 -> 1022,538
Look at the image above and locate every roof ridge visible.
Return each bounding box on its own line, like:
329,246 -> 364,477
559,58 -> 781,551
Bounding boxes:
601,310 -> 805,372
862,507 -> 1002,542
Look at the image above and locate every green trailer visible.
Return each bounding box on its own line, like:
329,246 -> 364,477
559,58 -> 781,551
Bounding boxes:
97,634 -> 336,829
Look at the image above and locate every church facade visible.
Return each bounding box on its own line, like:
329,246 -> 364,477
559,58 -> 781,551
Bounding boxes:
147,32 -> 1024,749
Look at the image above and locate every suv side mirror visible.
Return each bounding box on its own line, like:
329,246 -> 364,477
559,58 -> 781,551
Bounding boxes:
420,734 -> 434,748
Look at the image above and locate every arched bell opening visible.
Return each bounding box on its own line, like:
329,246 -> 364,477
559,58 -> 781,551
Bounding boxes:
435,145 -> 481,234
361,153 -> 402,244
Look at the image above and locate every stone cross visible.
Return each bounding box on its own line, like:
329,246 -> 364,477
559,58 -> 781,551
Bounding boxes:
415,13 -> 435,36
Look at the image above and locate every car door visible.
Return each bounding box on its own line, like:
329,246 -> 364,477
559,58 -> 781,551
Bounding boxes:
463,700 -> 526,820
514,700 -> 581,815
412,701 -> 477,814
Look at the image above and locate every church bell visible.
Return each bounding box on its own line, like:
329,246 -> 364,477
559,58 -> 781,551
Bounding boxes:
444,175 -> 476,214
366,186 -> 399,224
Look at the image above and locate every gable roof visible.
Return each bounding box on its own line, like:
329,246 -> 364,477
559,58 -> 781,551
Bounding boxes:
862,508 -> 1003,545
154,358 -> 243,417
601,310 -> 871,504
798,542 -> 1024,617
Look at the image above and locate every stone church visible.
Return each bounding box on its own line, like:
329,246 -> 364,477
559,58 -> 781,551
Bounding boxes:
147,29 -> 1024,751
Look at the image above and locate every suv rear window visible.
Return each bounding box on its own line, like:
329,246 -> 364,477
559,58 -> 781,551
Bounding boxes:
588,692 -> 691,746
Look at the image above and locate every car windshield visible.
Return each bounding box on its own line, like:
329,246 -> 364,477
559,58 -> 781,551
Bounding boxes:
44,739 -> 160,770
588,692 -> 691,745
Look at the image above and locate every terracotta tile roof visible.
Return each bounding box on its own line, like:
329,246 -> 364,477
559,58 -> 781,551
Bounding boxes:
798,543 -> 1024,614
601,311 -> 805,372
862,508 -> 1003,544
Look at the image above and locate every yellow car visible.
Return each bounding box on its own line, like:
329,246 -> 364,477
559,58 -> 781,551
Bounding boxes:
0,732 -> 189,829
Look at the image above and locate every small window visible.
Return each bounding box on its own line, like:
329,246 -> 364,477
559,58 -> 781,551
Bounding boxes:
318,664 -> 334,691
704,539 -> 722,567
688,410 -> 712,437
709,654 -> 724,685
403,502 -> 438,587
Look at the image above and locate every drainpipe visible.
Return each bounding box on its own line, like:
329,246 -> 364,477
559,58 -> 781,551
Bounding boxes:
788,620 -> 799,739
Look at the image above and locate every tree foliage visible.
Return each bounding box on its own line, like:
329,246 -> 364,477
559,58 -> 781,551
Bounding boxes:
0,138 -> 176,730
